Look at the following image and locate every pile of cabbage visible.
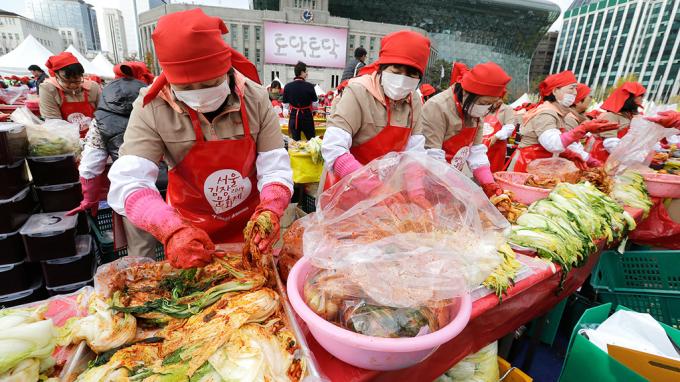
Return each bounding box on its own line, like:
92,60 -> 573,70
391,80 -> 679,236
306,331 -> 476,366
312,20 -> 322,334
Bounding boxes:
0,308 -> 62,381
610,170 -> 653,217
509,182 -> 637,274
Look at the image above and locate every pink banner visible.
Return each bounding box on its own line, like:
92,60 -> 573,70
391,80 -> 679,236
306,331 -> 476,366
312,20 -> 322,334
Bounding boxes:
264,22 -> 348,68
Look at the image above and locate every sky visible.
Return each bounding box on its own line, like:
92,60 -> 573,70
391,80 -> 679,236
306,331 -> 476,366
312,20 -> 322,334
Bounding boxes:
3,0 -> 573,52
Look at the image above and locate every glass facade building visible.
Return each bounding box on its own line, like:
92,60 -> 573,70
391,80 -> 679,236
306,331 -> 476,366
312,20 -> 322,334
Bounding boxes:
25,0 -> 101,51
552,0 -> 679,102
255,0 -> 560,98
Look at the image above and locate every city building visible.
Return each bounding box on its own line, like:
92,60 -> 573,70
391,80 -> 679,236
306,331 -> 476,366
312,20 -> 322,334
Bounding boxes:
103,8 -> 128,63
530,31 -> 559,86
25,0 -> 102,51
551,0 -> 679,102
58,27 -> 87,53
138,0 -> 435,91
0,10 -> 63,55
255,0 -> 560,98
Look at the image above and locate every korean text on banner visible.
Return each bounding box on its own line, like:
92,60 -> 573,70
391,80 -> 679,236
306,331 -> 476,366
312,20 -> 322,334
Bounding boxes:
264,21 -> 348,68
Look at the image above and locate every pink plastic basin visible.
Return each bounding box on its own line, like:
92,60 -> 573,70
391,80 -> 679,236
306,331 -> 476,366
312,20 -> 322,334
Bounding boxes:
287,257 -> 472,371
643,173 -> 680,199
494,171 -> 551,205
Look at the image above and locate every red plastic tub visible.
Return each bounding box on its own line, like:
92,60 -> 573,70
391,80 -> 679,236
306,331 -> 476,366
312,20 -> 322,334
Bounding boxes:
0,122 -> 28,165
493,172 -> 552,205
20,212 -> 78,261
27,154 -> 79,187
0,231 -> 26,265
41,236 -> 95,288
0,159 -> 29,199
36,182 -> 82,213
0,186 -> 37,233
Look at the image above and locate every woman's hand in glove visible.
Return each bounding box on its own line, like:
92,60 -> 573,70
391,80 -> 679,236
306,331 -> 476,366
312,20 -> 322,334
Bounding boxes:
646,111 -> 680,129
165,226 -> 216,268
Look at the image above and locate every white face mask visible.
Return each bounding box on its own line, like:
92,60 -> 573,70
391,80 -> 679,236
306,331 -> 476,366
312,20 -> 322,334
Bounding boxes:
469,104 -> 492,118
381,71 -> 420,101
560,93 -> 576,107
173,80 -> 230,113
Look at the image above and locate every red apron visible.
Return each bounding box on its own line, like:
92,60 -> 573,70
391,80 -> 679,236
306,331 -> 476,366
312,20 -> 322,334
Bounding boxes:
586,124 -> 629,163
166,89 -> 260,244
323,97 -> 413,191
56,86 -> 95,138
482,110 -> 507,172
442,89 -> 479,171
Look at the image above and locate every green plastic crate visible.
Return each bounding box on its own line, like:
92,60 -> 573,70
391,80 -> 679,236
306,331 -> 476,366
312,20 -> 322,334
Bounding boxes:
591,250 -> 680,328
88,205 -> 164,263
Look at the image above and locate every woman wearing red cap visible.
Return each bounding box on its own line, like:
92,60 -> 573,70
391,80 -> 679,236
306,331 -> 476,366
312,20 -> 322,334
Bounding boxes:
420,84 -> 436,103
586,82 -> 646,162
509,71 -> 617,172
320,30 -> 431,189
564,83 -> 592,131
40,52 -> 101,137
419,62 -> 511,197
107,9 -> 293,269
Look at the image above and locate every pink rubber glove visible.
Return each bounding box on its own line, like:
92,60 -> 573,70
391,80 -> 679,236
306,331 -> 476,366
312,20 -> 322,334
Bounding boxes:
560,120 -> 619,147
404,164 -> 431,210
125,188 -> 215,268
66,174 -> 108,217
333,152 -> 362,179
586,156 -> 603,168
646,111 -> 680,129
473,166 -> 502,198
249,182 -> 292,253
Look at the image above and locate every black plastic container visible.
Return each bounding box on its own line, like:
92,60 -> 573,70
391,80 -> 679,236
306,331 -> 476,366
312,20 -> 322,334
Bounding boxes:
0,187 -> 37,233
20,212 -> 78,261
77,212 -> 90,234
36,182 -> 82,213
46,278 -> 93,296
0,277 -> 44,308
0,260 -> 29,295
0,231 -> 25,265
0,159 -> 29,199
41,236 -> 95,288
27,154 -> 78,186
0,122 -> 28,166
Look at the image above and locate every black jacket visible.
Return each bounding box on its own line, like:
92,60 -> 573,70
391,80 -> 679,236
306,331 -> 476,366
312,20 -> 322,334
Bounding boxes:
94,77 -> 146,161
35,73 -> 48,94
282,78 -> 317,109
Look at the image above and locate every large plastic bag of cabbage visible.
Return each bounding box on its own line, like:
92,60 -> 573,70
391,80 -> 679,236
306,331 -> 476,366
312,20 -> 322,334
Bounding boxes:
605,110 -> 680,176
303,152 -> 508,310
435,342 -> 499,382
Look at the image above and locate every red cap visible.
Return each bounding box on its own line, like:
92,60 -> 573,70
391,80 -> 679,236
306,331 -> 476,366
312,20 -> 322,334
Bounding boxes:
574,83 -> 591,105
114,61 -> 154,84
45,52 -> 80,76
460,62 -> 511,97
357,30 -> 431,76
20,77 -> 29,83
539,71 -> 577,97
420,83 -> 436,97
143,8 -> 260,105
601,82 -> 646,113
450,62 -> 469,86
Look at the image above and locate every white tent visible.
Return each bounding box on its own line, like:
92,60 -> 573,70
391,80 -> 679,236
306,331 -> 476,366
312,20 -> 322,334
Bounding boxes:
0,35 -> 53,77
65,45 -> 101,77
510,93 -> 531,109
91,53 -> 115,79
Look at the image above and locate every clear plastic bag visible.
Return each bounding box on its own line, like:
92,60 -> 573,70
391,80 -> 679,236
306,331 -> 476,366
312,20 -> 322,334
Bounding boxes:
436,341 -> 499,382
605,113 -> 680,175
527,157 -> 581,183
0,87 -> 25,105
303,152 -> 508,309
26,119 -> 81,156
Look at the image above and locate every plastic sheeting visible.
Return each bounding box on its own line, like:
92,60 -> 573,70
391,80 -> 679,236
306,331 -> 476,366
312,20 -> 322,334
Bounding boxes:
303,208 -> 644,382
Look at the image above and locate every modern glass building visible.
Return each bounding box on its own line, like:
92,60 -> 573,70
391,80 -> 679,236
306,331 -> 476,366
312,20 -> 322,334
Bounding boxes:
552,0 -> 679,102
255,0 -> 560,98
25,0 -> 102,51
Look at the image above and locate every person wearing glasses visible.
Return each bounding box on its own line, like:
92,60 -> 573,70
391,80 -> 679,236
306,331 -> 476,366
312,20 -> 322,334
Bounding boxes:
39,52 -> 101,137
